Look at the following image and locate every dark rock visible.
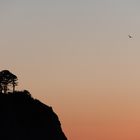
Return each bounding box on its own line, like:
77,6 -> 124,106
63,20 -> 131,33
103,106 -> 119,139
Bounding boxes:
0,91 -> 67,140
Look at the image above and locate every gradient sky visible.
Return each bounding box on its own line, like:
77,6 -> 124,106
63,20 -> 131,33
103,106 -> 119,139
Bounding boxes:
1,0 -> 140,140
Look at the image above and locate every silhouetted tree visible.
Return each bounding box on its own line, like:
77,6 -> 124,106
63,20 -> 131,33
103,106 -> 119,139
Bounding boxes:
10,73 -> 18,92
0,70 -> 18,93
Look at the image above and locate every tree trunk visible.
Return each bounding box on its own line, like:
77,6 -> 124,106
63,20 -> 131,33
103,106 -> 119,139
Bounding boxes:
4,86 -> 7,94
13,84 -> 15,93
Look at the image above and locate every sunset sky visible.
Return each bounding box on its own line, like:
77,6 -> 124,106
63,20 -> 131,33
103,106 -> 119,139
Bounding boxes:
1,0 -> 140,140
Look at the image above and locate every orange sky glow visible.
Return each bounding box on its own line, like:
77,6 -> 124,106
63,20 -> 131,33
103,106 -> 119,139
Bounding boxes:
1,1 -> 140,140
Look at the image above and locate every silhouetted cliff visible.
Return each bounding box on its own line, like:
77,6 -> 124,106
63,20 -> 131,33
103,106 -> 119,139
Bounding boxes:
0,91 -> 67,140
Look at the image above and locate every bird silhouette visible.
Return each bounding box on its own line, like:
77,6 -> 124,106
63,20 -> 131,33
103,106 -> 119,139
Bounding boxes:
128,35 -> 132,38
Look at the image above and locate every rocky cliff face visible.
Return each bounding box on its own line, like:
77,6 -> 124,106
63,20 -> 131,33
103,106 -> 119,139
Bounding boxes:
0,91 -> 67,140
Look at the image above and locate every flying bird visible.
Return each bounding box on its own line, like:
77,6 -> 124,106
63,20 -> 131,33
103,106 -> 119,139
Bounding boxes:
128,35 -> 132,38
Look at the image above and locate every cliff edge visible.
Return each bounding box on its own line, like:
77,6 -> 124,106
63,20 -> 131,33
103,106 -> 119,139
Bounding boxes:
0,91 -> 67,140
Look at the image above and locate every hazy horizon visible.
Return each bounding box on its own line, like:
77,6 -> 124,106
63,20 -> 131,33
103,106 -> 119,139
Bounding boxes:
1,0 -> 140,140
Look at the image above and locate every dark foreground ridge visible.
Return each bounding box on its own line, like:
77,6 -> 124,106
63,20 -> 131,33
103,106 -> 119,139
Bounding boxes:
0,91 -> 67,140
